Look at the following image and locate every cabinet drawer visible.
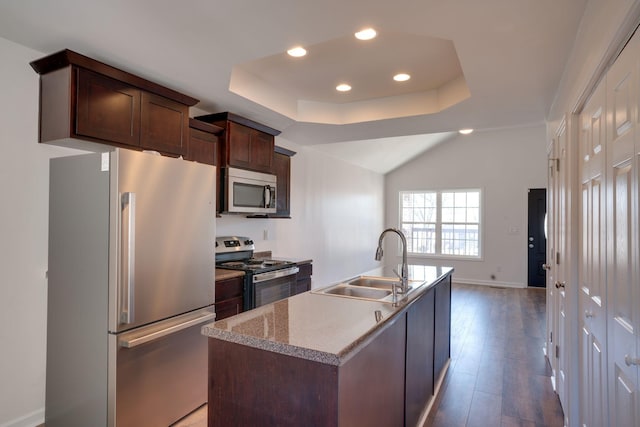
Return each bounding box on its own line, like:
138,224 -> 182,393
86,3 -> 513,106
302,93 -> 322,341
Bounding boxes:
215,277 -> 244,302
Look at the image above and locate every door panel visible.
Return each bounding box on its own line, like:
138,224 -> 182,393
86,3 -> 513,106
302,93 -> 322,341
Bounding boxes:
114,149 -> 215,331
546,140 -> 558,386
556,122 -> 569,416
579,76 -> 609,427
606,31 -> 639,427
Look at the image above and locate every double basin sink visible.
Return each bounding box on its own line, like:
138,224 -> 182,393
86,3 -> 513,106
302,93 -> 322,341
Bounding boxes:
314,276 -> 420,303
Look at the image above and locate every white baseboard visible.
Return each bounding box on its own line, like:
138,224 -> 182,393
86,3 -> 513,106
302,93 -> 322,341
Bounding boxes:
452,278 -> 526,289
0,408 -> 44,427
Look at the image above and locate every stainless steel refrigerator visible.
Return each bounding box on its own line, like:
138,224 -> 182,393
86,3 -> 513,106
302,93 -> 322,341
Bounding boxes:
45,148 -> 216,427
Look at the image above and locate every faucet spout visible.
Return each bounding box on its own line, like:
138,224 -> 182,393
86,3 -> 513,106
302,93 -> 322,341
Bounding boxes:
375,228 -> 409,293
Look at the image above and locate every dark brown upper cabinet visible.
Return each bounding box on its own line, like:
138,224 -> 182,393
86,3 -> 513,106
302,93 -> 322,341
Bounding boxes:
31,49 -> 198,156
187,118 -> 224,215
270,146 -> 296,218
195,112 -> 280,174
186,118 -> 223,166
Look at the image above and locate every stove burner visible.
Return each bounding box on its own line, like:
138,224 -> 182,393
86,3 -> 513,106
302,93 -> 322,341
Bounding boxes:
221,261 -> 245,267
218,258 -> 293,271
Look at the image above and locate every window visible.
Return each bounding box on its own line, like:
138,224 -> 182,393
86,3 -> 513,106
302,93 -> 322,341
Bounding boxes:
400,189 -> 481,258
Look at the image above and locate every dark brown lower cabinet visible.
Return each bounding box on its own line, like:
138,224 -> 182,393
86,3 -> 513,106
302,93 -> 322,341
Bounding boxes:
206,273 -> 451,426
294,262 -> 312,295
207,314 -> 406,427
214,276 -> 243,321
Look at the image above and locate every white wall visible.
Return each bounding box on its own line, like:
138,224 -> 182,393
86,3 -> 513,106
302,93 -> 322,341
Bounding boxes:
216,137 -> 385,288
0,38 -> 84,427
384,125 -> 547,288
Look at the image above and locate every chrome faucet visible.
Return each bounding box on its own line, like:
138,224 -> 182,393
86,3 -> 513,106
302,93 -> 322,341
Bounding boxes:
375,228 -> 409,294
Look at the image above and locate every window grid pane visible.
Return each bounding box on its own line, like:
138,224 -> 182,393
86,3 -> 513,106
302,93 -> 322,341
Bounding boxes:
400,190 -> 480,258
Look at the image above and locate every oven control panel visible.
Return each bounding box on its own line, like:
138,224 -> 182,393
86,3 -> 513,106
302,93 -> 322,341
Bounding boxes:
216,236 -> 256,253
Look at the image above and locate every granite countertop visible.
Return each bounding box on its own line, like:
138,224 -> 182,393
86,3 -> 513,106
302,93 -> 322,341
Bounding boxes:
202,265 -> 452,366
215,269 -> 245,281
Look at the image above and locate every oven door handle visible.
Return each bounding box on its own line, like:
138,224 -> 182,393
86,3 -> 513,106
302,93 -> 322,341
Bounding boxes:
253,266 -> 299,283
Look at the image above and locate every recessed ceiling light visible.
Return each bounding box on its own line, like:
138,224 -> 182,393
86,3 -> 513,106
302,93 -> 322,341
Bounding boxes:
459,128 -> 474,135
355,28 -> 377,41
287,46 -> 307,57
393,73 -> 411,82
336,83 -> 352,92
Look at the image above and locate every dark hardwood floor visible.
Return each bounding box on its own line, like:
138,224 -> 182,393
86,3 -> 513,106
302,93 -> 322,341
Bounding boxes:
425,283 -> 564,427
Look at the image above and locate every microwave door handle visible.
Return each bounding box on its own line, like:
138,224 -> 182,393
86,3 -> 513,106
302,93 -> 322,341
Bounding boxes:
263,185 -> 271,208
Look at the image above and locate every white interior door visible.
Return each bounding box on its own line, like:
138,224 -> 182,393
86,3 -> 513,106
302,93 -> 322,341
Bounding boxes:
556,121 -> 569,418
578,79 -> 608,427
547,139 -> 559,384
606,29 -> 640,427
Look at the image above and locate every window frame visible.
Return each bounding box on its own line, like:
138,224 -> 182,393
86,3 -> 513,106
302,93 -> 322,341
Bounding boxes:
399,188 -> 483,260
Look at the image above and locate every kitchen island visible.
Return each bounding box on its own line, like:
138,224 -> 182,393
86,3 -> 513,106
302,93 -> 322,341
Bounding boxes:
202,265 -> 453,427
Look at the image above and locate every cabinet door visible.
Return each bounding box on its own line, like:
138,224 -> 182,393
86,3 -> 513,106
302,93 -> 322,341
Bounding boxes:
187,127 -> 218,166
250,130 -> 274,173
215,297 -> 243,321
272,152 -> 291,217
227,121 -> 253,169
406,287 -> 435,426
226,122 -> 274,173
215,277 -> 243,302
140,92 -> 188,156
76,68 -> 141,146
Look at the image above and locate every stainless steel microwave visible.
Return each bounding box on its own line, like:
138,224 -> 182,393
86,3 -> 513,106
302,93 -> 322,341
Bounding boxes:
224,167 -> 277,214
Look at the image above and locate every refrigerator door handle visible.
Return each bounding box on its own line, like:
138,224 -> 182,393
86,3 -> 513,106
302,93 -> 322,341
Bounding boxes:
118,311 -> 216,348
121,192 -> 136,324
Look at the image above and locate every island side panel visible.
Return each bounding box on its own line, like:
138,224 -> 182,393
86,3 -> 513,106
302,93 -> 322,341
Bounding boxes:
337,315 -> 406,427
207,339 -> 338,427
434,274 -> 452,379
405,286 -> 436,426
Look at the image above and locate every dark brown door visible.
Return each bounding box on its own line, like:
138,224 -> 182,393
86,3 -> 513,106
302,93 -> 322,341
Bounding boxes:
527,188 -> 547,287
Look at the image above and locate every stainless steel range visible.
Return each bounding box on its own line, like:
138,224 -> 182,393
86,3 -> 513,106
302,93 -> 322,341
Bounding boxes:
215,236 -> 299,310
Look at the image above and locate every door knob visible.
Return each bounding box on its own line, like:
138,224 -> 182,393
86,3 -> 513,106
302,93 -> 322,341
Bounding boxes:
555,281 -> 566,289
625,355 -> 640,366
542,264 -> 551,270
529,244 -> 534,248
585,310 -> 594,318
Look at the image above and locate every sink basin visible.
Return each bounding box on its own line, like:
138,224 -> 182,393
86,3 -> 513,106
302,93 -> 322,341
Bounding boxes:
313,275 -> 422,303
347,276 -> 400,289
324,286 -> 392,299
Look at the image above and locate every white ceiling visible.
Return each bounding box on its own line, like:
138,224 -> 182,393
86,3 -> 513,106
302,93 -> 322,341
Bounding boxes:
0,0 -> 588,173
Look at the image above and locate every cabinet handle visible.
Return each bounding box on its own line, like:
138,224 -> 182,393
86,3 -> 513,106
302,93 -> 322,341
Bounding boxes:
625,355 -> 640,366
555,281 -> 565,289
542,264 -> 551,270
